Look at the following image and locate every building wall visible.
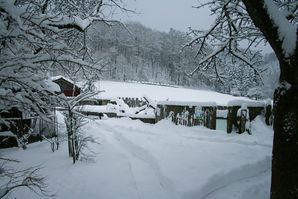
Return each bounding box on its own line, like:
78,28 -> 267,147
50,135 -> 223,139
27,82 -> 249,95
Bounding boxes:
227,106 -> 265,133
63,90 -> 80,97
53,78 -> 81,97
156,104 -> 216,129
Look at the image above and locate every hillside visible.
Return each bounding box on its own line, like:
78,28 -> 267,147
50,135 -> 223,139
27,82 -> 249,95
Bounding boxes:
77,22 -> 269,96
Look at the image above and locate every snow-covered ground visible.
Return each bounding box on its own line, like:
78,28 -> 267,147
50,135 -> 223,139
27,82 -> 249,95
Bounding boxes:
0,114 -> 273,199
94,81 -> 265,106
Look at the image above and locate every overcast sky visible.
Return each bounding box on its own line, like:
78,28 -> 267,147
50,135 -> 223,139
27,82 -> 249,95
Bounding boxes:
117,0 -> 213,32
116,0 -> 272,54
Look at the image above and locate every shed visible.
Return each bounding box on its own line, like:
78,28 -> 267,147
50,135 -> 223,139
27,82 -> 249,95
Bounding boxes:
53,77 -> 81,97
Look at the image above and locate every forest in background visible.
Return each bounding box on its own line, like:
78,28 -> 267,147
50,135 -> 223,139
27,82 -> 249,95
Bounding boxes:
53,21 -> 279,99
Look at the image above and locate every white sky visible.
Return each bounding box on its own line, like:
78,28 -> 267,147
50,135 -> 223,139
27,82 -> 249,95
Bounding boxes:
115,0 -> 273,54
117,0 -> 213,32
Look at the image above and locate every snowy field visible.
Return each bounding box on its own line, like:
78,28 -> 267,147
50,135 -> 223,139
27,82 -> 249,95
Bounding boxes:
94,81 -> 264,106
0,114 -> 273,199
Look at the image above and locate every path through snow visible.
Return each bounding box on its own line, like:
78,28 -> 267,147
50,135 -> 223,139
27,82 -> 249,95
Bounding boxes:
99,122 -> 179,199
0,116 -> 273,199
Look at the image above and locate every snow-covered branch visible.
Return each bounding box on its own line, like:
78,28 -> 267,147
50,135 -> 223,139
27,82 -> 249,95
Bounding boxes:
0,0 -> 129,125
188,0 -> 276,85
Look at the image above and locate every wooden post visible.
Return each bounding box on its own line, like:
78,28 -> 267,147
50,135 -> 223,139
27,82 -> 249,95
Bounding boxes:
227,107 -> 233,133
265,105 -> 272,125
238,109 -> 247,134
210,107 -> 217,130
204,108 -> 210,128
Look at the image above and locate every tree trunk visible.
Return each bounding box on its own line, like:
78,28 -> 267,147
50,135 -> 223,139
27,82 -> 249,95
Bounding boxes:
241,1 -> 298,198
71,133 -> 76,164
68,110 -> 74,157
271,59 -> 298,199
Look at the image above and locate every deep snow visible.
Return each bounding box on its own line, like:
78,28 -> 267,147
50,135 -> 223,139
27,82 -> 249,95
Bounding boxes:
94,81 -> 265,106
0,114 -> 273,199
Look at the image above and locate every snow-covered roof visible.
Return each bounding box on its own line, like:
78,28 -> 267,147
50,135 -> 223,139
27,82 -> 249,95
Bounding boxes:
78,105 -> 111,113
227,100 -> 266,107
117,113 -> 155,119
93,81 -> 266,107
42,79 -> 61,93
157,101 -> 216,107
51,75 -> 73,83
51,76 -> 81,89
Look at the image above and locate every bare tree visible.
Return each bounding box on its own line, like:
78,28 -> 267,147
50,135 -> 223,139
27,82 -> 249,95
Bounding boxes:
0,157 -> 53,198
190,1 -> 297,198
61,91 -> 99,164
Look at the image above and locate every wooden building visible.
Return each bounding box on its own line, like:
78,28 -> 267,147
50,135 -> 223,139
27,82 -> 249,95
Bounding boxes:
155,101 -> 217,129
53,77 -> 81,97
0,108 -> 57,148
0,108 -> 31,137
155,99 -> 271,133
225,100 -> 267,133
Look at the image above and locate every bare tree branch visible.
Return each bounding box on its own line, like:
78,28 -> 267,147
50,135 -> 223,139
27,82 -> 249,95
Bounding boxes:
0,158 -> 54,198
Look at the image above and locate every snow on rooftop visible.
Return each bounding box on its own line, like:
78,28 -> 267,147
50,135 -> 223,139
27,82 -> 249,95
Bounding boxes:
157,100 -> 216,107
51,75 -> 70,82
42,79 -> 61,93
78,105 -> 111,113
94,81 -> 265,107
51,76 -> 79,86
227,100 -> 266,107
